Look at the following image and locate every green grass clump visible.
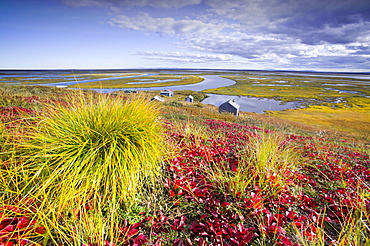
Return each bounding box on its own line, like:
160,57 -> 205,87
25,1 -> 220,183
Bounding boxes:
28,93 -> 163,207
205,131 -> 300,199
20,93 -> 164,243
247,132 -> 300,191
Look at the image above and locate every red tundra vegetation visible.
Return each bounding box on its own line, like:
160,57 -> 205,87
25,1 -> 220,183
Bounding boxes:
0,90 -> 369,245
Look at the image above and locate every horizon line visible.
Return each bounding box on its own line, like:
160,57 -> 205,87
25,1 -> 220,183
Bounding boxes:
1,67 -> 370,74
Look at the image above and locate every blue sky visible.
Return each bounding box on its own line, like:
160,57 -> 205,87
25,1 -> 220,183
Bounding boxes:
1,0 -> 370,72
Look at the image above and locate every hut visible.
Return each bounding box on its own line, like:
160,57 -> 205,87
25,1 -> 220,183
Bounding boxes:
160,89 -> 174,97
185,95 -> 194,103
151,96 -> 165,102
218,99 -> 240,116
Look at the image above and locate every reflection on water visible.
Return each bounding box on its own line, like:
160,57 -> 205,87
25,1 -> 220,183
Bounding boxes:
323,83 -> 353,86
325,88 -> 360,94
202,94 -> 298,114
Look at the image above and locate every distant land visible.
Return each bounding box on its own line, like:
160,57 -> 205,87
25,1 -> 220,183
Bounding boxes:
1,68 -> 370,75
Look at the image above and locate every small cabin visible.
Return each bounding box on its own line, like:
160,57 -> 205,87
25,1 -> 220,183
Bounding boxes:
151,96 -> 165,102
185,95 -> 194,103
219,99 -> 240,116
160,89 -> 174,97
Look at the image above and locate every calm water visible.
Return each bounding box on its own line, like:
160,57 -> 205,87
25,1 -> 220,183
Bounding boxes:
84,75 -> 299,113
90,75 -> 236,93
202,94 -> 298,114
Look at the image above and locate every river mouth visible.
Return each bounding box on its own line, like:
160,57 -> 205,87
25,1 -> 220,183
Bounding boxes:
202,94 -> 299,114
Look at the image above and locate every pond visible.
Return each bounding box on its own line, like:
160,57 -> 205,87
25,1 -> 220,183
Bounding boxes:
202,94 -> 299,114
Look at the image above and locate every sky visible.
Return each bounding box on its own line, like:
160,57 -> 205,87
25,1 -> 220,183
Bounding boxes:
1,0 -> 370,72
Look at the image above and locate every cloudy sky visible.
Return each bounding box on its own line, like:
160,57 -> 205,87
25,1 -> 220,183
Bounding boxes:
1,0 -> 370,72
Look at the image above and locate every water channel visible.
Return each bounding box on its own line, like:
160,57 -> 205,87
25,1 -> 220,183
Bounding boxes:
88,75 -> 235,92
86,75 -> 299,113
4,72 -> 301,113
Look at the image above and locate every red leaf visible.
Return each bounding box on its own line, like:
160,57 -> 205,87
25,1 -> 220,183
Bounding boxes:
16,217 -> 30,229
194,237 -> 207,246
131,223 -> 142,229
104,240 -> 115,246
169,190 -> 176,197
221,202 -> 230,207
279,235 -> 292,246
19,240 -> 28,246
127,229 -> 139,238
35,226 -> 46,234
1,242 -> 15,246
4,225 -> 15,232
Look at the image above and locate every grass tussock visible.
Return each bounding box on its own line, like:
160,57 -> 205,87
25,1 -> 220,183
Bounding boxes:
206,131 -> 300,198
14,93 -> 165,244
25,93 -> 164,207
249,132 -> 299,189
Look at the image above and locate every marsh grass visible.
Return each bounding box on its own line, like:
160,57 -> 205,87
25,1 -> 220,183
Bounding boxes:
328,187 -> 370,245
268,97 -> 370,142
17,93 -> 165,244
243,132 -> 300,193
204,131 -> 300,199
173,118 -> 211,147
206,159 -> 257,198
295,191 -> 370,246
36,199 -> 126,245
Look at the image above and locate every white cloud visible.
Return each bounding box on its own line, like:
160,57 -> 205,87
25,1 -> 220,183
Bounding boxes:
205,0 -> 297,27
208,0 -> 370,45
125,13 -> 368,69
138,51 -> 235,63
109,13 -> 226,37
62,0 -> 370,71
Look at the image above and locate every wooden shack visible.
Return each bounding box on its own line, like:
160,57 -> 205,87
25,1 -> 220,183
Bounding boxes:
160,89 -> 174,97
218,99 -> 240,116
185,95 -> 194,103
151,95 -> 165,102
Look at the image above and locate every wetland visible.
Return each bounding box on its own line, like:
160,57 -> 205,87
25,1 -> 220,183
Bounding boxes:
1,69 -> 369,140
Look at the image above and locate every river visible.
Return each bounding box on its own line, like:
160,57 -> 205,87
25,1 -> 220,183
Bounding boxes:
86,75 -> 299,113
